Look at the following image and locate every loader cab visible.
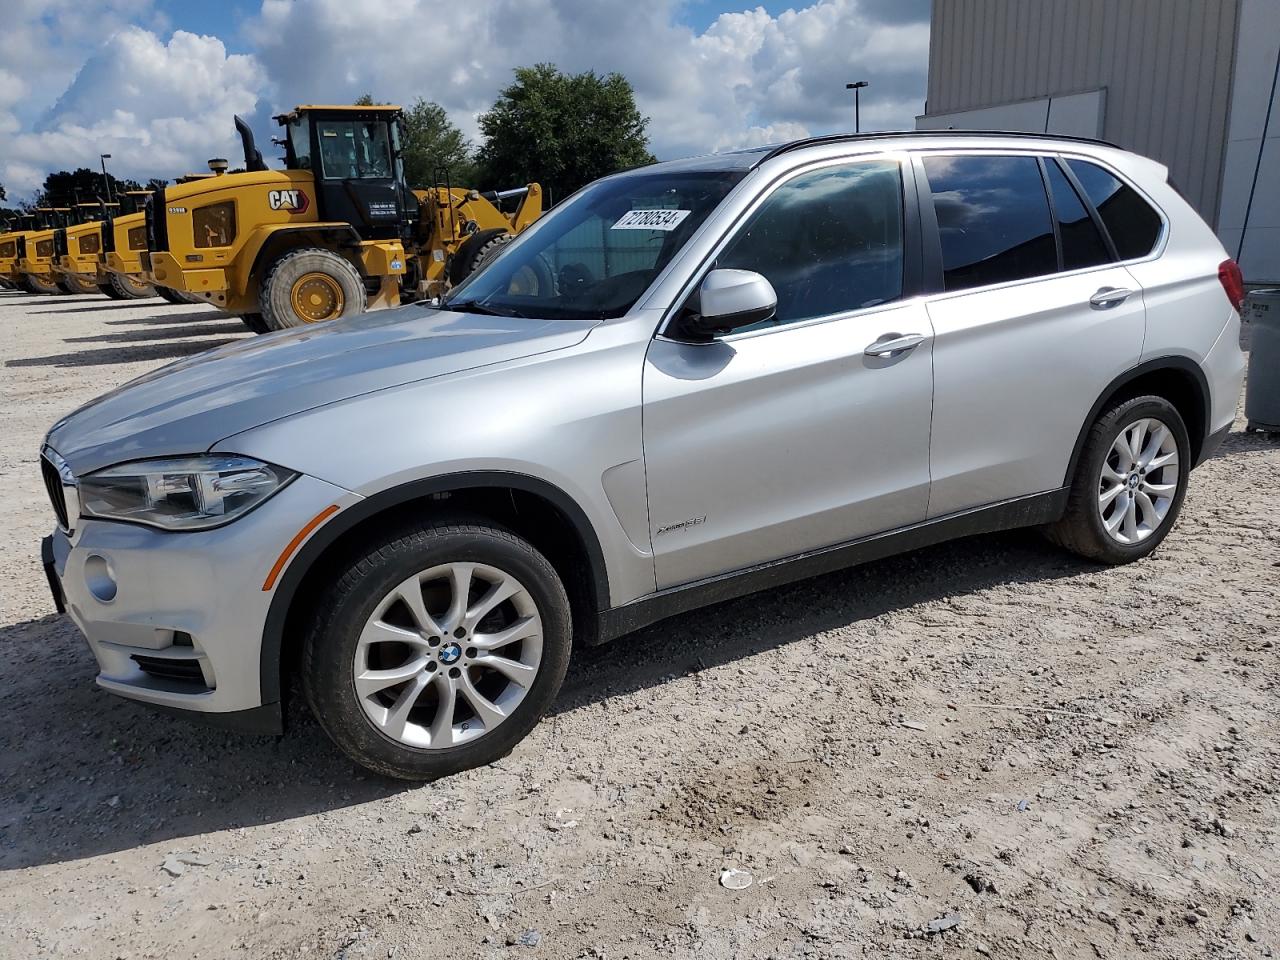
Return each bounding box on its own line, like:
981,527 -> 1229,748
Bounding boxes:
276,105 -> 412,241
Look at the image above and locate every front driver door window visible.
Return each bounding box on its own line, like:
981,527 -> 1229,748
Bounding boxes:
642,158 -> 936,588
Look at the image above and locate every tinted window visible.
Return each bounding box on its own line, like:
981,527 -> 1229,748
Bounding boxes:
1066,159 -> 1162,260
317,120 -> 392,180
447,170 -> 744,321
715,160 -> 904,329
924,155 -> 1056,291
1045,159 -> 1111,270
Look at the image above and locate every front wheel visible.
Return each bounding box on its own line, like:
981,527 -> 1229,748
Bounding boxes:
260,248 -> 366,330
239,312 -> 270,334
302,520 -> 572,781
1046,395 -> 1190,563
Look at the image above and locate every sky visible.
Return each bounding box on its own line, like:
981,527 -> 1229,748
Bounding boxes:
0,0 -> 931,202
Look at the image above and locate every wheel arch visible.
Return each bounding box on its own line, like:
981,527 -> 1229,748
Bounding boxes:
1064,356 -> 1211,488
259,471 -> 610,709
238,223 -> 365,299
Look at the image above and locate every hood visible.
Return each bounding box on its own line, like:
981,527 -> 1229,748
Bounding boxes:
46,306 -> 598,475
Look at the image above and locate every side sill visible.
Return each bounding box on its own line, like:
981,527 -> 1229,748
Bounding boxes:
148,701 -> 284,737
594,487 -> 1069,644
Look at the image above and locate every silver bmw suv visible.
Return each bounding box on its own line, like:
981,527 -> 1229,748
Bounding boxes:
41,132 -> 1246,780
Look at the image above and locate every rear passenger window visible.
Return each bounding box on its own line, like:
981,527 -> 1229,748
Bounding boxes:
1065,159 -> 1162,260
1045,159 -> 1111,270
923,155 -> 1057,291
716,160 -> 904,329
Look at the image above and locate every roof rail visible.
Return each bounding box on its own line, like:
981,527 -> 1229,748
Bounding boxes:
753,129 -> 1120,166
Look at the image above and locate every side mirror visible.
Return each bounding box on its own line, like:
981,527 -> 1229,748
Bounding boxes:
681,269 -> 777,339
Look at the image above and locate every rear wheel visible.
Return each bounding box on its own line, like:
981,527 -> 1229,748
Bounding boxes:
261,248 -> 366,330
155,286 -> 186,304
98,281 -> 125,300
107,272 -> 157,300
302,519 -> 572,781
23,274 -> 59,294
61,274 -> 100,295
239,312 -> 270,334
1046,395 -> 1190,563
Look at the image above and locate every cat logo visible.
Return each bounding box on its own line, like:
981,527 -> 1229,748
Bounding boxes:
268,189 -> 310,215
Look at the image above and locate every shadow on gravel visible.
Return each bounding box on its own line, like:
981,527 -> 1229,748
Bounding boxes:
0,528 -> 1086,871
4,337 -> 239,367
28,301 -> 175,315
63,322 -> 247,344
559,528 -> 1086,712
103,310 -> 226,326
1211,427 -> 1280,460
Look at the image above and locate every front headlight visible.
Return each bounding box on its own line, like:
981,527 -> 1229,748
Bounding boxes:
79,456 -> 296,531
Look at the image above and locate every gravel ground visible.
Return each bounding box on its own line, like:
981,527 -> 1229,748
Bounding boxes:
0,288 -> 1277,960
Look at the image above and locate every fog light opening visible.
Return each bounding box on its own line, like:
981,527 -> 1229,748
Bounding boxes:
84,554 -> 117,603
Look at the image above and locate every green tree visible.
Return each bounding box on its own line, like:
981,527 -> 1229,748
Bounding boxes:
33,168 -> 145,208
475,64 -> 655,203
401,97 -> 474,187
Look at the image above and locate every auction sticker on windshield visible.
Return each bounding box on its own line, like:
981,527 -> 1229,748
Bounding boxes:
612,209 -> 692,231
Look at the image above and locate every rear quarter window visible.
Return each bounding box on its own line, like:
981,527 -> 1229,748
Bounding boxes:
1065,159 -> 1163,261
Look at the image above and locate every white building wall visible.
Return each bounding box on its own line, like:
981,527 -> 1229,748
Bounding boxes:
1218,0 -> 1280,283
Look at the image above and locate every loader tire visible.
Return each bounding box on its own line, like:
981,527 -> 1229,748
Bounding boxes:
106,272 -> 157,300
448,228 -> 511,287
55,279 -> 77,295
22,274 -> 59,295
155,286 -> 186,304
61,274 -> 101,295
239,313 -> 271,334
98,281 -> 126,300
260,248 -> 365,330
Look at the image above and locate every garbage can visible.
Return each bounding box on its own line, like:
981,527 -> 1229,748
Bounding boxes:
1244,288 -> 1280,433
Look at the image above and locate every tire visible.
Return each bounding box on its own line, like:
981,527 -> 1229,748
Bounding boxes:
302,519 -> 572,781
155,286 -> 186,304
106,272 -> 157,300
61,274 -> 100,295
448,228 -> 511,286
98,281 -> 126,300
239,312 -> 270,334
260,247 -> 366,331
54,278 -> 77,295
23,274 -> 59,294
1045,395 -> 1191,564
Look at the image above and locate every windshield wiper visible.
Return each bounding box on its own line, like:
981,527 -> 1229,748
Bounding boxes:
440,299 -> 528,319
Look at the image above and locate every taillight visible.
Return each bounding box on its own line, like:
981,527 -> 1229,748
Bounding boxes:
1218,258 -> 1245,312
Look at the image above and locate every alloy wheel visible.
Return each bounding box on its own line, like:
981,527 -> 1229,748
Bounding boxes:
353,562 -> 544,749
1097,417 -> 1180,544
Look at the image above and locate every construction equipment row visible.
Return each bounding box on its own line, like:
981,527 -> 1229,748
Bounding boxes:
0,104 -> 541,331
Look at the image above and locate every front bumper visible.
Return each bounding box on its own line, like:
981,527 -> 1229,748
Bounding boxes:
42,472 -> 358,734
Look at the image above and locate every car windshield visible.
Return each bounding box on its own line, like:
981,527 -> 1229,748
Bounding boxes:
443,169 -> 747,321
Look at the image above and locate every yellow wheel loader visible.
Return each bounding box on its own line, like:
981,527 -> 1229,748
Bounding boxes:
94,192 -> 160,300
18,208 -> 68,294
141,105 -> 541,332
56,203 -> 122,297
0,214 -> 39,290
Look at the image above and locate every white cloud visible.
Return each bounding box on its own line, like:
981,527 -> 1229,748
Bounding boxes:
1,0 -> 929,200
0,25 -> 266,198
248,0 -> 929,159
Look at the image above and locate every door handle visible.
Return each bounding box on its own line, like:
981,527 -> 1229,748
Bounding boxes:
864,332 -> 926,358
1089,286 -> 1134,308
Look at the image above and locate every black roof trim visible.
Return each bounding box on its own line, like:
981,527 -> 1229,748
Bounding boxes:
752,130 -> 1121,167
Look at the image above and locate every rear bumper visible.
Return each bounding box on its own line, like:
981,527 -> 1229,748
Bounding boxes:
146,251 -> 229,294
